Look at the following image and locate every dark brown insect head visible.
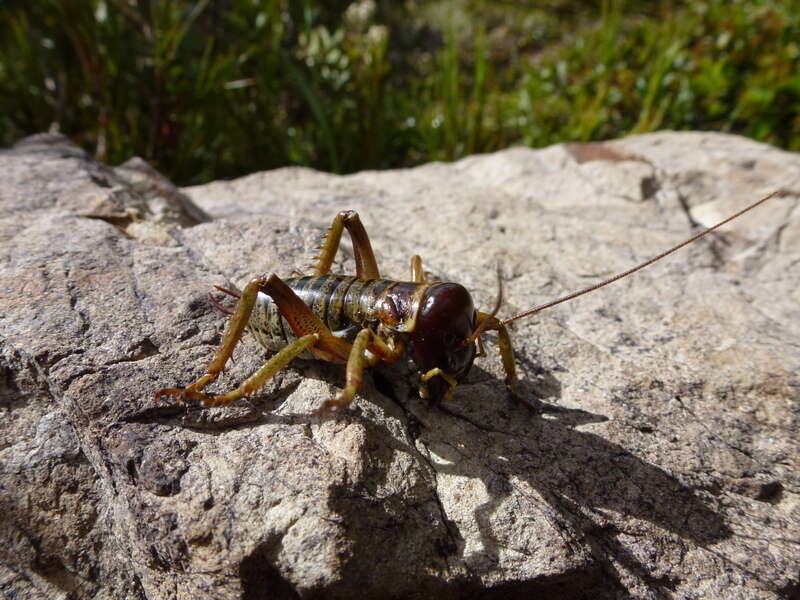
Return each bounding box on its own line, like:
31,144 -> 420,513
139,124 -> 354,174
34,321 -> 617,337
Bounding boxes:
409,282 -> 478,398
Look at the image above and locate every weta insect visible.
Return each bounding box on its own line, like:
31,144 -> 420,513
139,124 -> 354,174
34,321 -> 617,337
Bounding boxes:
156,193 -> 776,413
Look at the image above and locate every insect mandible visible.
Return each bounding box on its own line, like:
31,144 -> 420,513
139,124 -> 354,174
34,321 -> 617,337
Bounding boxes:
156,193 -> 777,414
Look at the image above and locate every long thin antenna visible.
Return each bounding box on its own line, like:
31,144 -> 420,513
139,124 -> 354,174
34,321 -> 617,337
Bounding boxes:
466,265 -> 504,344
499,191 -> 778,327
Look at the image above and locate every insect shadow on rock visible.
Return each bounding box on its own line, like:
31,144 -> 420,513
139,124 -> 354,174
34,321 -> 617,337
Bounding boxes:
156,193 -> 777,414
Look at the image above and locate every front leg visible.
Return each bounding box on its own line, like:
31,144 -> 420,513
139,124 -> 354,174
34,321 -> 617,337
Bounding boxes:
495,322 -> 518,399
475,311 -> 518,400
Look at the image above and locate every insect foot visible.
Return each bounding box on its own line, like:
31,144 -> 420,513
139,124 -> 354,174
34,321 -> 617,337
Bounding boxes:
154,387 -> 231,408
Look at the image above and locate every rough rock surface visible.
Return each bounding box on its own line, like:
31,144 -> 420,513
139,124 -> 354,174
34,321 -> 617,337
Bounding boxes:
1,132 -> 798,599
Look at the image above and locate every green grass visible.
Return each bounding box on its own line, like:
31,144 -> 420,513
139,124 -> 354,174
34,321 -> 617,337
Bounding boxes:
1,0 -> 798,185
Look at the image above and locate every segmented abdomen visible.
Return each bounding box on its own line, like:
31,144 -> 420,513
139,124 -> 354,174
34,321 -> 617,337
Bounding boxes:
247,274 -> 419,353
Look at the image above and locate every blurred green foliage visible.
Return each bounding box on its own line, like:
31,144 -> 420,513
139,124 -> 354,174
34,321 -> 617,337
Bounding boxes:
1,0 -> 798,185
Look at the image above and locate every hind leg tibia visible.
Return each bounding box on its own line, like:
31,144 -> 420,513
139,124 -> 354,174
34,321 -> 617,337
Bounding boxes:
181,334 -> 320,407
312,211 -> 380,280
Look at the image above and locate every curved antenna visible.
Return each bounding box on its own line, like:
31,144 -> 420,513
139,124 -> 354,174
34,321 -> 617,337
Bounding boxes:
499,191 -> 778,327
465,265 -> 504,344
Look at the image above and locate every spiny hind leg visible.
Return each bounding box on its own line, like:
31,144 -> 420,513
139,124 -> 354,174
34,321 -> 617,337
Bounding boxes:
410,255 -> 427,282
179,334 -> 320,407
316,328 -> 405,414
259,274 -> 352,362
312,211 -> 380,279
157,274 -> 351,406
156,277 -> 266,401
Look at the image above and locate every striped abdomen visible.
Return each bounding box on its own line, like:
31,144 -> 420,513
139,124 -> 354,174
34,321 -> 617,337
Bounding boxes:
248,274 -> 423,353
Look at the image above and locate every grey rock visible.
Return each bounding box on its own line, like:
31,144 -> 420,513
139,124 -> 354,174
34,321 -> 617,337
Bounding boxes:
0,131 -> 798,599
0,133 -> 207,250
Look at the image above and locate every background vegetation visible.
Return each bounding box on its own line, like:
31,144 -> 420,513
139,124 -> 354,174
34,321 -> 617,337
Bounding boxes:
1,0 -> 798,185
